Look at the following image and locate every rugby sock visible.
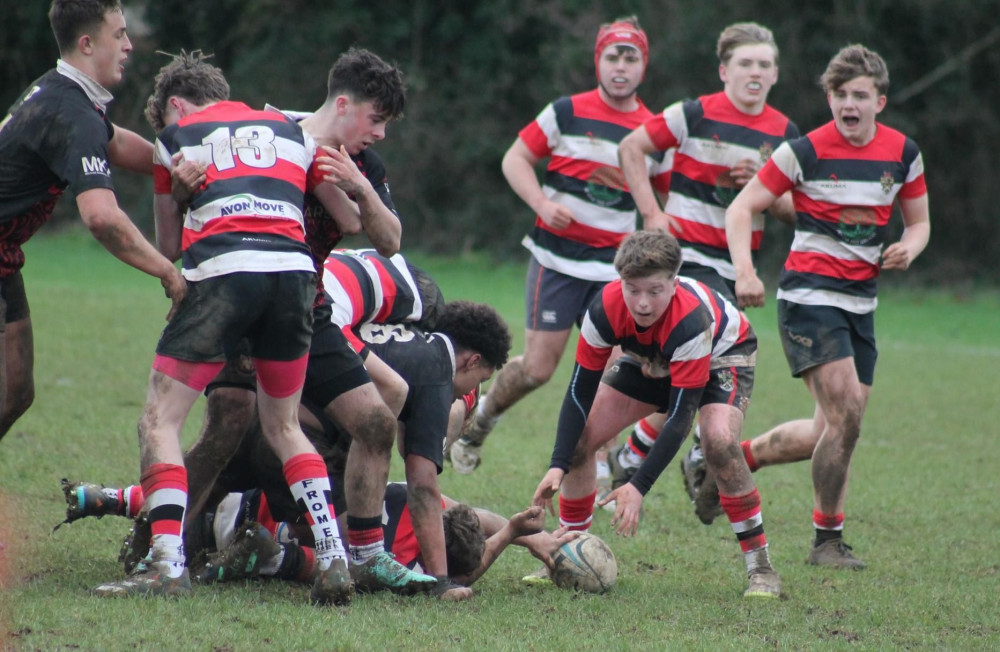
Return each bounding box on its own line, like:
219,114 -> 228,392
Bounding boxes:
347,515 -> 385,564
741,440 -> 760,472
624,418 -> 658,466
813,510 -> 845,546
558,491 -> 597,531
141,463 -> 187,578
123,485 -> 145,518
720,488 -> 771,572
283,453 -> 346,570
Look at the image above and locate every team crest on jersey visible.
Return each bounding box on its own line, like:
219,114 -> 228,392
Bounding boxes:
880,171 -> 895,194
838,206 -> 878,245
586,165 -> 626,207
715,369 -> 735,393
759,141 -> 774,163
713,171 -> 740,207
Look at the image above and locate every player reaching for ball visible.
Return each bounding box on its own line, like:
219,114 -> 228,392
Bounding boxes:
532,230 -> 781,599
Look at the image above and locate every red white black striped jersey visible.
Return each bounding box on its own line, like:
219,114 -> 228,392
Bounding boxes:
519,89 -> 671,281
756,121 -> 926,313
382,482 -> 446,571
578,276 -> 753,387
321,249 -> 424,351
644,92 -> 799,281
153,101 -> 315,281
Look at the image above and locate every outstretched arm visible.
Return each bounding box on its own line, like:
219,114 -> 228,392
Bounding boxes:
452,506 -> 546,586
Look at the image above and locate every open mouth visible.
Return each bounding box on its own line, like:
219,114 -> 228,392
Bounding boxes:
747,82 -> 761,91
842,115 -> 860,127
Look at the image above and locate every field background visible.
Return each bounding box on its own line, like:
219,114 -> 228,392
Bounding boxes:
1,230 -> 998,651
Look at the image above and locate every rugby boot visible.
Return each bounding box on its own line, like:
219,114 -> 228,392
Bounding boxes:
693,464 -> 723,525
349,551 -> 437,595
193,522 -> 281,583
449,436 -> 483,475
311,558 -> 355,606
608,444 -> 638,490
92,566 -> 192,598
806,539 -> 867,570
57,479 -> 122,529
744,566 -> 782,599
119,514 -> 153,575
520,565 -> 552,586
680,444 -> 707,502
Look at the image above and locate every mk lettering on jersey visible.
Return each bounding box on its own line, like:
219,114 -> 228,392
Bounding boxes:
81,156 -> 110,177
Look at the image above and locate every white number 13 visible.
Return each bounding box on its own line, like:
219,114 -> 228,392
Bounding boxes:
201,126 -> 277,170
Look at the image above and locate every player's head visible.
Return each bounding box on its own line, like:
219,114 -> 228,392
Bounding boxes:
145,50 -> 230,131
442,504 -> 485,577
614,231 -> 682,328
406,262 -> 446,333
594,15 -> 648,99
324,48 -> 405,155
717,22 -> 779,114
434,301 -> 512,398
49,0 -> 130,88
820,45 -> 888,146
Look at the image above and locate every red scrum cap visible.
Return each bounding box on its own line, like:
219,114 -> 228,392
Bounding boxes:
594,21 -> 649,77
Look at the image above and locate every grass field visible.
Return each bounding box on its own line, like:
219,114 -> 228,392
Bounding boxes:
2,229 -> 998,651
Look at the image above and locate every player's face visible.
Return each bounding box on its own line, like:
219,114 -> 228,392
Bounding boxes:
338,98 -> 391,155
87,9 -> 132,89
828,76 -> 887,147
454,360 -> 496,399
621,272 -> 677,328
597,44 -> 644,102
720,43 -> 778,114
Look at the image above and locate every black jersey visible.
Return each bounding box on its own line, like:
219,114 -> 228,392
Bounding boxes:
359,325 -> 455,471
0,67 -> 116,276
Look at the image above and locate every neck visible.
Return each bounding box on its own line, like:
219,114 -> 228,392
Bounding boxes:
597,85 -> 639,112
300,104 -> 343,147
724,88 -> 765,116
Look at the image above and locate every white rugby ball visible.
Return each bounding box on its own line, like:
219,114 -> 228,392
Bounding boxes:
551,532 -> 617,594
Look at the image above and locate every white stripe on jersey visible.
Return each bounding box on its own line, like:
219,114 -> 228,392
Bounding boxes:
682,278 -> 744,356
673,327 -> 713,363
383,252 -> 422,322
679,135 -> 762,169
533,103 -> 560,151
662,102 -> 689,143
680,247 -> 737,281
183,249 -> 314,281
790,231 -> 881,266
579,312 -> 614,351
540,188 -> 636,235
557,132 -> 624,168
798,177 -> 906,207
777,286 -> 877,314
522,237 -> 618,282
323,268 -> 359,328
187,193 -> 305,232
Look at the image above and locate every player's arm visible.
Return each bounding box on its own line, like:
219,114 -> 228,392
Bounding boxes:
619,125 -> 673,232
311,182 -> 363,235
881,194 -> 930,271
501,138 -> 573,230
76,188 -> 185,318
725,176 -> 779,308
316,145 -> 401,256
154,192 -> 184,262
451,505 -> 546,587
107,124 -> 154,175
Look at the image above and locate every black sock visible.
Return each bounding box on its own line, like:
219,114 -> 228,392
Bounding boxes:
813,528 -> 842,547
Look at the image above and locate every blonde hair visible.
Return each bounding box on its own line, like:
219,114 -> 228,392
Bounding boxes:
717,22 -> 778,65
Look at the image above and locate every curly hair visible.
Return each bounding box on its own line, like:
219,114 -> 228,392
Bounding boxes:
144,50 -> 230,131
327,47 -> 406,120
442,503 -> 485,577
433,301 -> 511,370
49,0 -> 121,55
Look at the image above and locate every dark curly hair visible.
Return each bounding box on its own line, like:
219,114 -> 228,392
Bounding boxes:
442,503 -> 485,577
433,301 -> 511,370
145,50 -> 230,131
327,47 -> 406,120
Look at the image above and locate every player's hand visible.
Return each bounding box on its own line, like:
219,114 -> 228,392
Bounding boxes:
880,242 -> 914,271
170,152 -> 206,206
601,483 -> 643,537
730,158 -> 760,188
537,200 -> 574,230
735,273 -> 766,309
161,268 -> 187,322
317,145 -> 369,197
439,584 -> 474,601
509,505 -> 545,537
643,210 -> 679,234
532,468 -> 564,516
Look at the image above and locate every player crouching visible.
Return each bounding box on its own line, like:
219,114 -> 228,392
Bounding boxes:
532,230 -> 780,599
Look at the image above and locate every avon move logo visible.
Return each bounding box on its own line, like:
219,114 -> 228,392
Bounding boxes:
220,195 -> 286,216
80,156 -> 110,177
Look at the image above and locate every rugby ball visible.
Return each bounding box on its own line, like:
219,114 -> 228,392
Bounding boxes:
551,532 -> 617,594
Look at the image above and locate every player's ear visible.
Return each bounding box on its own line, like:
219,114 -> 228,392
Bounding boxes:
465,352 -> 483,370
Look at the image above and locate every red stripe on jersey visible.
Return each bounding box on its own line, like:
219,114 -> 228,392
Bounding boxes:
576,333 -> 613,372
673,216 -> 764,251
644,113 -> 679,152
669,152 -> 731,187
898,172 -> 926,199
322,257 -> 366,326
519,121 -> 550,159
794,192 -> 893,227
342,325 -> 364,354
307,148 -> 327,192
785,251 -> 879,281
182,215 -> 305,249
207,157 -> 305,186
366,257 -> 399,323
548,156 -> 627,189
534,217 -> 628,249
757,159 -> 795,198
153,164 -> 172,194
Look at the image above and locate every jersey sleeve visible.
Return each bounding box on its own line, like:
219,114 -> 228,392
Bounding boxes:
401,382 -> 452,472
897,139 -> 927,199
575,291 -> 618,371
40,100 -> 115,197
152,137 -> 174,195
517,100 -> 559,159
359,150 -> 398,215
643,100 -> 685,152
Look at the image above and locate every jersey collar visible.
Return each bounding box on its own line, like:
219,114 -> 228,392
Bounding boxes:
56,59 -> 114,112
